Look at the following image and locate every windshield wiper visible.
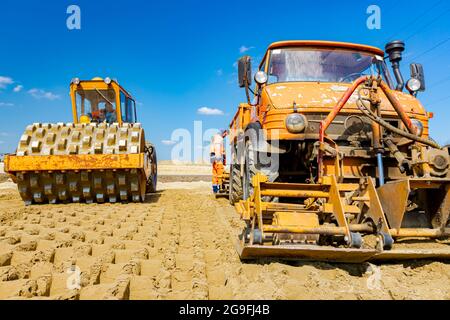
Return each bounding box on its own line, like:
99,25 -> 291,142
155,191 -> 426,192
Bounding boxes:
95,88 -> 115,106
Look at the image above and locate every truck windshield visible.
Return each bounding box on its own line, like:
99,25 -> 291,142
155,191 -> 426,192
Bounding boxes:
268,47 -> 393,86
75,89 -> 117,124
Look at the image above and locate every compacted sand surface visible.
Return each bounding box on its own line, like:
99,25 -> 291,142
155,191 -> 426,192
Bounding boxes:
0,164 -> 449,300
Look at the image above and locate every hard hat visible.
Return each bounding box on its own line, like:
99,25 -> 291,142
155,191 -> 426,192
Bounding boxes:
80,115 -> 91,124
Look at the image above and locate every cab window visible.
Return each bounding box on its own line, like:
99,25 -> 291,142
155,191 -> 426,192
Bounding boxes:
120,91 -> 137,123
120,91 -> 127,122
75,89 -> 117,123
126,98 -> 136,123
133,100 -> 137,122
267,47 -> 390,84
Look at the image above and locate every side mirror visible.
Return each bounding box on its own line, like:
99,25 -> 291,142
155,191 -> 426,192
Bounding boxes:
410,63 -> 426,92
238,56 -> 252,88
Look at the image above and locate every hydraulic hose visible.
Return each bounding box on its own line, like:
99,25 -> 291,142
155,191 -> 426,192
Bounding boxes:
356,89 -> 441,150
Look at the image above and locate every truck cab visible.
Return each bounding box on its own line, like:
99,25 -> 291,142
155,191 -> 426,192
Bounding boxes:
229,40 -> 434,193
233,41 -> 428,141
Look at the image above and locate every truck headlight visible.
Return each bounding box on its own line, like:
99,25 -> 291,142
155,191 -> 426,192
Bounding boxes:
411,119 -> 424,136
406,78 -> 421,92
285,114 -> 308,133
71,77 -> 80,85
254,71 -> 268,85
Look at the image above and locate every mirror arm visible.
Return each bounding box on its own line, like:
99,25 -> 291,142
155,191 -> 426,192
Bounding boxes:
244,82 -> 252,105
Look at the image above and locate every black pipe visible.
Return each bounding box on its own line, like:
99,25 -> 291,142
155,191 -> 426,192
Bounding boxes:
391,61 -> 404,91
385,41 -> 405,91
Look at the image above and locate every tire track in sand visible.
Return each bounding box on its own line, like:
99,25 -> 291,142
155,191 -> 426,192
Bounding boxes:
1,183 -> 450,300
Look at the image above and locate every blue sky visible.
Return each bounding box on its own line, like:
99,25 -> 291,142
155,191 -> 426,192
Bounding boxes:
0,0 -> 450,160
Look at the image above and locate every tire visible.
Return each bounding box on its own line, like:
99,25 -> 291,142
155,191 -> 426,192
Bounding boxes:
145,142 -> 157,193
242,139 -> 279,201
444,145 -> 450,156
229,163 -> 243,205
243,140 -> 258,200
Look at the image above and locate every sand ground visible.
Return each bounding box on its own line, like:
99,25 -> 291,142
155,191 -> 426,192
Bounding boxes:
0,164 -> 449,300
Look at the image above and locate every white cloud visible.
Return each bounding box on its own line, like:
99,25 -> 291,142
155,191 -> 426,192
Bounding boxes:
0,102 -> 14,107
0,76 -> 14,89
13,85 -> 23,92
216,69 -> 223,76
0,132 -> 8,137
28,88 -> 60,100
197,107 -> 224,116
161,139 -> 177,146
239,45 -> 254,54
0,141 -> 4,144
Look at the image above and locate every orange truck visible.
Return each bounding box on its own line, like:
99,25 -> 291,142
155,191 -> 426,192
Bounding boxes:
229,40 -> 450,262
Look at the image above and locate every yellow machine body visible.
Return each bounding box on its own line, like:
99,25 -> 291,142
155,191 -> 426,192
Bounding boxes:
4,78 -> 157,204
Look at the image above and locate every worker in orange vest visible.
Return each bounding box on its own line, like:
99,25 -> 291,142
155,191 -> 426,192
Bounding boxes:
210,129 -> 228,193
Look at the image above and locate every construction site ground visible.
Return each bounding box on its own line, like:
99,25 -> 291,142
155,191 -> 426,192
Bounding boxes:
0,163 -> 449,300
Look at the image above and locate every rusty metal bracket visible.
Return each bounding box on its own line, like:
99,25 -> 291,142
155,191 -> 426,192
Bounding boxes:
327,175 -> 352,244
377,180 -> 410,230
364,177 -> 391,235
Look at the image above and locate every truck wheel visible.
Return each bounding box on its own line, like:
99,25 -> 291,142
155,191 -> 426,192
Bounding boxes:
242,139 -> 279,200
229,164 -> 243,205
243,140 -> 258,200
145,143 -> 157,193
